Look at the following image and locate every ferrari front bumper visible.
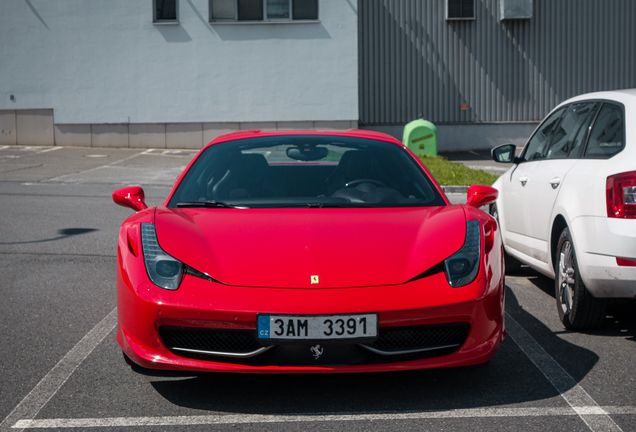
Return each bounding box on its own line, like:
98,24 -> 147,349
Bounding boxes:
116,264 -> 505,373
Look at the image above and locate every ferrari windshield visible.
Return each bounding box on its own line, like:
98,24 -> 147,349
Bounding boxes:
168,135 -> 446,208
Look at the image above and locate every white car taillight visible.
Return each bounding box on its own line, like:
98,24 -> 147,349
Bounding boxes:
617,257 -> 636,267
606,171 -> 636,219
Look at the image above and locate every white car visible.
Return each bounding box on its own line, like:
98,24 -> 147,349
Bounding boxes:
491,89 -> 636,330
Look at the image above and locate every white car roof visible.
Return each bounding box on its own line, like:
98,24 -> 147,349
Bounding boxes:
560,88 -> 636,107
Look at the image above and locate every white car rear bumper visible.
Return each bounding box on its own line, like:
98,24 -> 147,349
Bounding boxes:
571,216 -> 636,298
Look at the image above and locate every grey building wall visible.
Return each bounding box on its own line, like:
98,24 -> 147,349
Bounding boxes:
359,0 -> 636,150
0,0 -> 358,148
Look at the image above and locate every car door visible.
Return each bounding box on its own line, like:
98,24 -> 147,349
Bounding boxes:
524,102 -> 600,263
500,107 -> 566,257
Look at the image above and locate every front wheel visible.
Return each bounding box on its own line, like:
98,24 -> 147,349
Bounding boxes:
555,227 -> 607,330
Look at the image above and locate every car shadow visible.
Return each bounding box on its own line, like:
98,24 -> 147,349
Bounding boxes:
144,287 -> 601,415
0,228 -> 98,245
518,265 -> 636,343
516,265 -> 553,297
604,301 -> 636,343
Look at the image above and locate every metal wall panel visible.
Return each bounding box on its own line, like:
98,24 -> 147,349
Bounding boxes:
359,0 -> 636,125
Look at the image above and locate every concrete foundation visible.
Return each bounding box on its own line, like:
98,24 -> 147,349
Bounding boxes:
0,110 -> 537,151
0,111 -> 17,145
363,123 -> 539,152
129,124 -> 166,149
0,111 -> 361,149
15,110 -> 55,146
54,124 -> 92,147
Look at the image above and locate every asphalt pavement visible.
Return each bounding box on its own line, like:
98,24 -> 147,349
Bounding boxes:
0,145 -> 634,432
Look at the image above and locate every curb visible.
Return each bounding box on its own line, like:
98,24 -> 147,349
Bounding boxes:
441,186 -> 469,194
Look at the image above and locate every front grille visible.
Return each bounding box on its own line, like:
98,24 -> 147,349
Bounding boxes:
371,322 -> 470,352
159,322 -> 470,366
159,326 -> 261,353
362,322 -> 470,364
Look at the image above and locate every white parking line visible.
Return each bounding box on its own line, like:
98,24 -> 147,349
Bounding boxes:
1,309 -> 630,431
0,309 -> 117,432
38,147 -> 63,154
10,406 -> 636,429
505,313 -> 623,432
0,146 -> 62,152
45,151 -> 148,182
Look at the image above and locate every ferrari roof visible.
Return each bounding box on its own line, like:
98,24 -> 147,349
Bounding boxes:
205,129 -> 404,149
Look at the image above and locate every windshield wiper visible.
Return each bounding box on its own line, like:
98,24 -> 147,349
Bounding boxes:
293,202 -> 371,208
304,202 -> 425,208
176,200 -> 242,209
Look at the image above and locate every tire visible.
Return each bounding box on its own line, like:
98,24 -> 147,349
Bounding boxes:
555,227 -> 608,330
490,203 -> 521,274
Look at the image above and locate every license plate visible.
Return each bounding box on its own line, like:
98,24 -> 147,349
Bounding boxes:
257,313 -> 377,341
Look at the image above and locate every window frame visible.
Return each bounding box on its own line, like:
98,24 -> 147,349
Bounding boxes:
209,0 -> 319,23
446,0 -> 476,21
153,0 -> 179,25
544,102 -> 599,160
518,106 -> 567,163
565,102 -> 601,159
582,101 -> 626,160
167,135 -> 447,209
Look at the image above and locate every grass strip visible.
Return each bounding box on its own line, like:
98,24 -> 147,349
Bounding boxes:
417,155 -> 499,186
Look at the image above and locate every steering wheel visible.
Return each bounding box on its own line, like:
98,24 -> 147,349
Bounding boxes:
344,179 -> 387,188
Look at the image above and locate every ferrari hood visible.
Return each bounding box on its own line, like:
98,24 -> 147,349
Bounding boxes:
154,206 -> 467,288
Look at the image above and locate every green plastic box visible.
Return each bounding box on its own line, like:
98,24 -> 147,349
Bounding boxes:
402,119 -> 438,156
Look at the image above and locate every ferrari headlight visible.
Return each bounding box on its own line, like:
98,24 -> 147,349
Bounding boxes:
141,223 -> 183,290
444,220 -> 480,287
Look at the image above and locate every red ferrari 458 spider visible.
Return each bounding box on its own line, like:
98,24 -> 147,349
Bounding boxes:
113,130 -> 505,373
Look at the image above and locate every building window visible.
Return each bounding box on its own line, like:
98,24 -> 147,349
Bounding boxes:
446,0 -> 475,20
292,0 -> 318,20
268,0 -> 290,19
209,0 -> 318,22
154,0 -> 179,23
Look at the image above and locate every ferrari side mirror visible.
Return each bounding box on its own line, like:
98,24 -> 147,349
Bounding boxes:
466,185 -> 498,208
113,186 -> 148,212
